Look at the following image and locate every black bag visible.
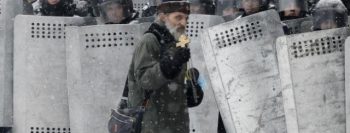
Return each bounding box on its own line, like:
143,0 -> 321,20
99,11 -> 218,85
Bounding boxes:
108,78 -> 151,133
108,106 -> 145,133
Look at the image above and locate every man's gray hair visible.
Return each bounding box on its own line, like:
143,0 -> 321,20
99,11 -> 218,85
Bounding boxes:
155,13 -> 166,26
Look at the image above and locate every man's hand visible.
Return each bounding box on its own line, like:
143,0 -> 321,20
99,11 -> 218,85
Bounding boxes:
186,68 -> 204,107
160,47 -> 191,79
174,47 -> 191,64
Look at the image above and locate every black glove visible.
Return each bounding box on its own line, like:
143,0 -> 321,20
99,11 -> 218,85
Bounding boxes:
186,68 -> 204,107
160,47 -> 191,79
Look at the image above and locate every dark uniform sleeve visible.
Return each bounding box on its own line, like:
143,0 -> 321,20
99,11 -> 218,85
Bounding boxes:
132,33 -> 169,90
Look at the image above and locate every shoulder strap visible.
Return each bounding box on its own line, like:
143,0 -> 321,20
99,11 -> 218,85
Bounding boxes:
122,78 -> 129,98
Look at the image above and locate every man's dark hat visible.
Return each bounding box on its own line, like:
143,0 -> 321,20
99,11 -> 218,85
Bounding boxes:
157,0 -> 190,14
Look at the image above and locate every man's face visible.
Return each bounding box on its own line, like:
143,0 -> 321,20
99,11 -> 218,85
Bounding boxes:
47,0 -> 60,5
162,12 -> 189,39
283,4 -> 301,17
320,19 -> 337,30
242,0 -> 260,15
105,3 -> 124,23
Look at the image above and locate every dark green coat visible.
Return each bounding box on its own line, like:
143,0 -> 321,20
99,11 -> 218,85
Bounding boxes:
127,32 -> 190,133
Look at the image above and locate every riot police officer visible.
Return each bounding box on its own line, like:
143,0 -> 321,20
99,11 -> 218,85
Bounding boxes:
216,0 -> 242,21
189,0 -> 216,15
38,0 -> 76,16
98,0 -> 138,24
238,0 -> 270,17
36,0 -> 95,16
278,0 -> 307,20
312,0 -> 348,31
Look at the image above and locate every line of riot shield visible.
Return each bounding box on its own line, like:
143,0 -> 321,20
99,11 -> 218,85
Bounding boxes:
185,14 -> 225,133
13,15 -> 96,133
283,17 -> 312,35
0,0 -> 22,128
66,23 -> 149,133
277,27 -> 350,133
200,10 -> 286,133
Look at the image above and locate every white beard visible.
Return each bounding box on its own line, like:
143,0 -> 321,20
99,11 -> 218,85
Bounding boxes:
165,22 -> 185,41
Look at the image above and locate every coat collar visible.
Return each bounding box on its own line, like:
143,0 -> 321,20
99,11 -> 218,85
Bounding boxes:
146,23 -> 176,46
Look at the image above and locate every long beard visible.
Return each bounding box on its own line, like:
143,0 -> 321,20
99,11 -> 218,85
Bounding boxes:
165,22 -> 185,41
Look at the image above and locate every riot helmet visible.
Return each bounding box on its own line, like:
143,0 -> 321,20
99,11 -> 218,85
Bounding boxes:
216,0 -> 240,16
278,0 -> 307,20
312,0 -> 348,31
39,0 -> 75,16
238,0 -> 270,16
98,0 -> 135,24
189,0 -> 216,15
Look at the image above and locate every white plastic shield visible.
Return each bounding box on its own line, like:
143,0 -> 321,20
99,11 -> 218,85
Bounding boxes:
0,0 -> 22,127
277,28 -> 350,133
66,23 -> 149,133
201,10 -> 286,133
13,15 -> 95,133
283,17 -> 312,35
133,0 -> 155,16
186,14 -> 225,133
346,34 -> 350,133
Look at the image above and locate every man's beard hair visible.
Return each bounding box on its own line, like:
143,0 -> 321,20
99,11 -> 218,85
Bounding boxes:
165,22 -> 185,41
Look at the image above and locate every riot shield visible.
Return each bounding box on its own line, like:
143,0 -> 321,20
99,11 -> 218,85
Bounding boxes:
0,0 -> 22,128
185,14 -> 225,133
137,16 -> 155,23
283,17 -> 312,35
66,23 -> 149,133
346,35 -> 350,133
133,0 -> 156,16
300,19 -> 313,31
277,27 -> 350,133
200,10 -> 286,133
13,15 -> 96,133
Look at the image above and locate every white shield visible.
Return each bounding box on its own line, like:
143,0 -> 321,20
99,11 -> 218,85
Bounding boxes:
133,0 -> 156,16
0,0 -> 22,127
201,10 -> 286,133
345,33 -> 350,133
186,14 -> 225,133
283,17 -> 312,35
66,23 -> 149,133
277,27 -> 349,133
13,15 -> 95,133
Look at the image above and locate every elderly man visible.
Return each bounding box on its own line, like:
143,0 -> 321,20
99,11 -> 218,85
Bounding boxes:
126,0 -> 204,133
